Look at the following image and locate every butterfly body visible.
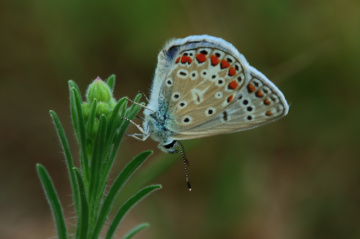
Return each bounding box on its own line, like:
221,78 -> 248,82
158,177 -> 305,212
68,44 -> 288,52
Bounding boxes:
140,35 -> 289,153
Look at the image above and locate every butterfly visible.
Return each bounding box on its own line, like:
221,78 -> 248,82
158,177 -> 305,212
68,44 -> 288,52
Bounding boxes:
128,35 -> 289,190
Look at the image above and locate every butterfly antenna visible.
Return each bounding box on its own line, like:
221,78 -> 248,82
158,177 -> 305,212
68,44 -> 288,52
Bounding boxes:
135,115 -> 145,121
138,90 -> 150,102
175,142 -> 192,191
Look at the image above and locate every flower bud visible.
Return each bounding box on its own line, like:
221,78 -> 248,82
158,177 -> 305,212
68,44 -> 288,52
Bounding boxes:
97,102 -> 110,115
86,77 -> 112,103
82,102 -> 90,120
91,119 -> 100,137
109,98 -> 117,109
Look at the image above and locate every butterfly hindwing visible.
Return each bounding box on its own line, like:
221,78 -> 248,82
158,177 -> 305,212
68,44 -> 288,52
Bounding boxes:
176,66 -> 288,137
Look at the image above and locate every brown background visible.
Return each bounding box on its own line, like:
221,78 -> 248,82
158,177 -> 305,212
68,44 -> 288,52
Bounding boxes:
1,0 -> 359,238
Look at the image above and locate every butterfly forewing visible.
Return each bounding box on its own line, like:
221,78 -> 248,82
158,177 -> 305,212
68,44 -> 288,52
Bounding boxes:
162,47 -> 248,130
158,45 -> 288,140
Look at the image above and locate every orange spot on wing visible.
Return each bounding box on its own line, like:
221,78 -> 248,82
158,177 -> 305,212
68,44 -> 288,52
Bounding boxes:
176,57 -> 180,63
181,55 -> 192,64
247,83 -> 256,93
210,55 -> 220,66
196,53 -> 206,63
255,90 -> 264,98
228,80 -> 238,90
227,95 -> 234,103
221,59 -> 230,69
266,110 -> 273,116
228,67 -> 236,76
264,98 -> 271,105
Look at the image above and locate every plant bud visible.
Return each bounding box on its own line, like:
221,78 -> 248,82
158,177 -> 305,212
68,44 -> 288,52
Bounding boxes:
82,102 -> 90,120
86,77 -> 112,103
97,102 -> 110,115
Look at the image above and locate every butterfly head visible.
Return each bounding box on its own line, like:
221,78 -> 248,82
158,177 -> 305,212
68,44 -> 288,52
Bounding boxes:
159,140 -> 178,153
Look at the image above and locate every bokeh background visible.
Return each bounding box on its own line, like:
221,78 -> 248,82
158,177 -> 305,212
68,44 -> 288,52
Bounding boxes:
1,0 -> 360,238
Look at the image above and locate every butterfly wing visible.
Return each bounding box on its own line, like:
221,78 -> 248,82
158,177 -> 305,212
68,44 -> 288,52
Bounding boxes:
172,66 -> 289,140
152,35 -> 289,140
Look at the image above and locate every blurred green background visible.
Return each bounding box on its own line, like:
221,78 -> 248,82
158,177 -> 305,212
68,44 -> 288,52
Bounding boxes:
1,0 -> 359,238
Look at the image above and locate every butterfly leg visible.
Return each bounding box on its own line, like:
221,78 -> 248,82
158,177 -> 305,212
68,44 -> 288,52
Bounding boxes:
121,116 -> 146,132
121,116 -> 150,141
127,133 -> 150,141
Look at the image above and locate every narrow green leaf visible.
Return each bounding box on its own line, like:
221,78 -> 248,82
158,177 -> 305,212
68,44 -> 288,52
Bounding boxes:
71,88 -> 90,187
86,99 -> 98,139
36,164 -> 67,239
106,74 -> 116,92
106,97 -> 127,147
101,97 -> 127,176
68,80 -> 83,101
122,223 -> 149,239
97,98 -> 127,209
105,185 -> 162,239
88,115 -> 108,228
68,80 -> 83,141
91,151 -> 153,239
49,110 -> 80,218
74,168 -> 89,239
69,86 -> 80,142
116,141 -> 200,206
108,94 -> 143,165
